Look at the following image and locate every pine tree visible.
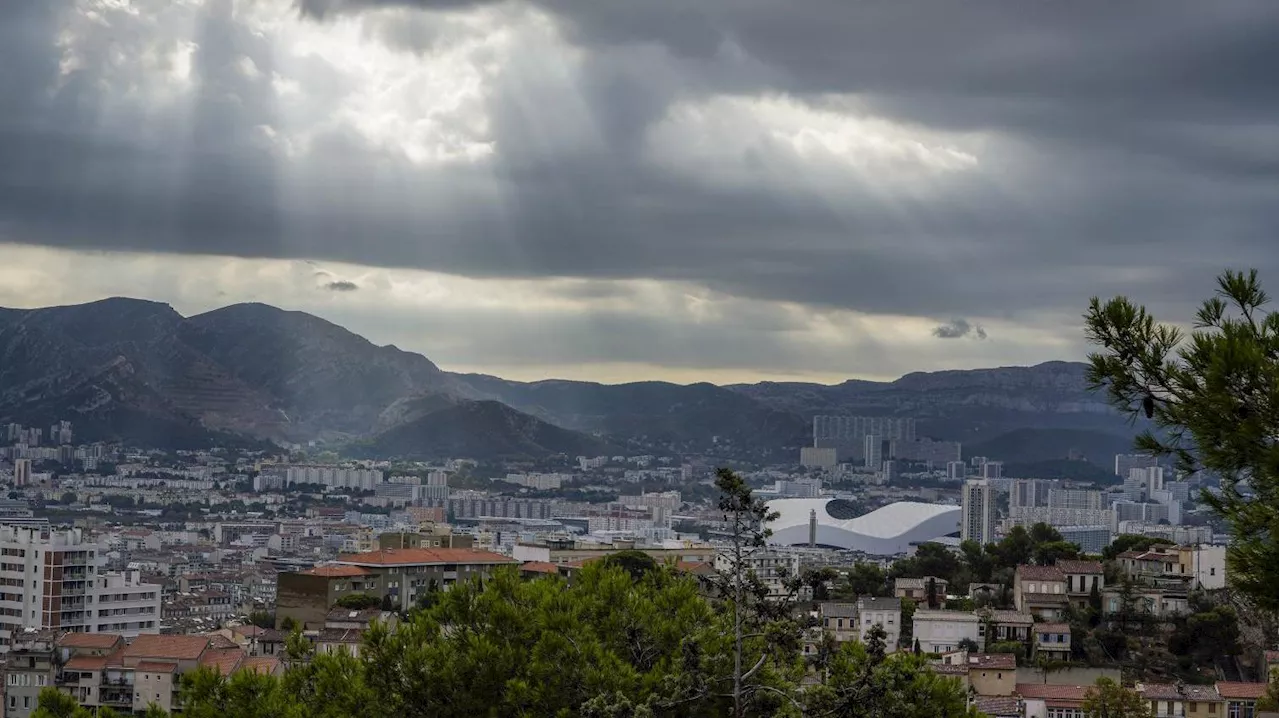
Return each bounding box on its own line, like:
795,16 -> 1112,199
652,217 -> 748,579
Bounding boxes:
1085,269 -> 1278,613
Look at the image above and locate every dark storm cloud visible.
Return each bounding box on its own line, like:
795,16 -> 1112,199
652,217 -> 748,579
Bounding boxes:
324,280 -> 360,292
931,319 -> 987,340
0,0 -> 1274,329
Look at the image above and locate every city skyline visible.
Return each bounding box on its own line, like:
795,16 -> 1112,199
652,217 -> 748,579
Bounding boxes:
0,1 -> 1275,384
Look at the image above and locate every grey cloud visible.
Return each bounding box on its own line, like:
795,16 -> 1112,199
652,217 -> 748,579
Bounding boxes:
324,280 -> 360,292
0,0 -> 1274,346
931,318 -> 987,340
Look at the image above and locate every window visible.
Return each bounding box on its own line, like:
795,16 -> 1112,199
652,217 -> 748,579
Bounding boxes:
1210,568 -> 1216,576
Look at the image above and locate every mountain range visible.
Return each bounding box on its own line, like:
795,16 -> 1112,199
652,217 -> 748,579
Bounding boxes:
0,298 -> 1140,465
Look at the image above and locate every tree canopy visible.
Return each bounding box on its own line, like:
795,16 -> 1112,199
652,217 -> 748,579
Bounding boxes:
1085,269 -> 1278,613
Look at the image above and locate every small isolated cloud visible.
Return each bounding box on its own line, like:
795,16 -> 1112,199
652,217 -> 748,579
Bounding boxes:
932,317 -> 987,340
324,280 -> 359,292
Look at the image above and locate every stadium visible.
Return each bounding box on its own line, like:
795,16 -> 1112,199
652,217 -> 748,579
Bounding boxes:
765,498 -> 961,555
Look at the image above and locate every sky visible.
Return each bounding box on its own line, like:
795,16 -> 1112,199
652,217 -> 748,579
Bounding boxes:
0,0 -> 1275,384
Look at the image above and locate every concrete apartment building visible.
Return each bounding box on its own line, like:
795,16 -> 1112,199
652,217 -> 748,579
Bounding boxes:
962,480 -> 995,545
911,610 -> 981,654
276,548 -> 517,629
856,597 -> 901,652
4,630 -> 58,718
54,632 -> 281,714
0,527 -> 161,650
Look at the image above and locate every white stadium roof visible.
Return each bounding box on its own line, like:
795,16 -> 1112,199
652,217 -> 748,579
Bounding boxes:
765,499 -> 960,556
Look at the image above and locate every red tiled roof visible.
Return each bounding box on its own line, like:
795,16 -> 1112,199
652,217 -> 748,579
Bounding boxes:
336,548 -> 516,567
520,561 -> 560,574
58,633 -> 124,649
1022,592 -> 1069,604
967,653 -> 1016,670
931,663 -> 968,676
1034,622 -> 1071,634
1182,685 -> 1223,702
1016,683 -> 1090,701
1016,565 -> 1065,581
198,648 -> 245,676
1055,560 -> 1104,575
1137,683 -> 1182,700
675,561 -> 716,574
206,634 -> 238,650
1216,682 -> 1268,700
973,696 -> 1022,716
124,634 -> 209,661
63,655 -> 108,671
135,661 -> 178,672
301,565 -> 372,577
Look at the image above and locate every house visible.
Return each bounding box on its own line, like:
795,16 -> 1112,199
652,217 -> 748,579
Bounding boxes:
819,603 -> 860,643
1177,680 -> 1228,716
979,609 -> 1034,644
1117,545 -> 1226,591
313,628 -> 363,657
1136,683 -> 1186,717
1181,684 -> 1225,716
969,582 -> 1003,603
4,630 -> 59,718
1013,565 -> 1068,620
1101,585 -> 1189,618
1015,682 -> 1090,718
276,548 -> 518,628
912,610 -> 981,654
937,651 -> 1017,696
324,608 -> 397,632
1056,560 -> 1105,609
930,662 -> 970,692
1032,623 -> 1072,662
857,596 -> 902,652
1217,682 -> 1268,718
895,577 -> 948,604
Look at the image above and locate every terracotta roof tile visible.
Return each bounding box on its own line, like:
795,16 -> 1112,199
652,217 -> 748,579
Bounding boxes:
1217,682 -> 1268,700
1016,683 -> 1090,701
301,565 -> 372,577
1022,592 -> 1069,604
63,655 -> 108,671
967,653 -> 1016,670
1015,565 -> 1065,581
58,633 -> 124,649
198,648 -> 245,676
206,634 -> 238,649
336,548 -> 516,566
1033,623 -> 1071,634
931,663 -> 969,675
1055,560 -> 1104,575
973,696 -> 1022,716
520,561 -> 560,574
1182,685 -> 1223,702
135,661 -> 178,672
985,610 -> 1034,625
124,634 -> 209,661
1138,684 -> 1183,700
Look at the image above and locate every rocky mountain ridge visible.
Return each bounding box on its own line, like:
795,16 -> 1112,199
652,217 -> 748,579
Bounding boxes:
0,298 -> 1135,462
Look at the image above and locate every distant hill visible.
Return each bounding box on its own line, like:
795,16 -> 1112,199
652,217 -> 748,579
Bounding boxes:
0,297 -> 1140,462
1001,459 -> 1122,484
358,398 -> 619,461
452,374 -> 810,460
964,427 -> 1137,467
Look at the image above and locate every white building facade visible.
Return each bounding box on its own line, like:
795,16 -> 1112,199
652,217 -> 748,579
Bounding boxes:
0,527 -> 160,650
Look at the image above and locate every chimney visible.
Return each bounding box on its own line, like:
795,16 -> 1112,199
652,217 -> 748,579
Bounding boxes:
808,509 -> 817,548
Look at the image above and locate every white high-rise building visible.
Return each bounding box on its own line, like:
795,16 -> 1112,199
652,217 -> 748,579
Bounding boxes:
1048,489 -> 1104,511
1115,453 -> 1158,479
0,526 -> 160,651
12,459 -> 30,487
961,479 -> 995,545
981,461 -> 1003,480
864,435 -> 885,471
